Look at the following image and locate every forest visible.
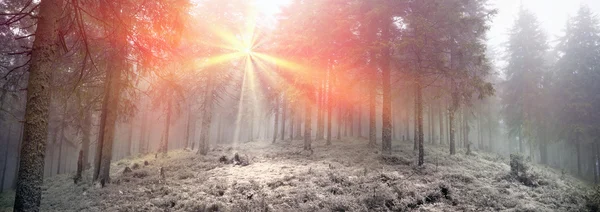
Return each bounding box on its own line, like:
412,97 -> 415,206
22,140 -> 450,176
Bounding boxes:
0,0 -> 599,211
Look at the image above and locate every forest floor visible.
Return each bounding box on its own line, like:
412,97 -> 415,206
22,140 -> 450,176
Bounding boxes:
0,138 -> 594,212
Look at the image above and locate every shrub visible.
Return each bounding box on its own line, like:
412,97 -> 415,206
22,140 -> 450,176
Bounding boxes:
587,185 -> 600,212
509,154 -> 528,177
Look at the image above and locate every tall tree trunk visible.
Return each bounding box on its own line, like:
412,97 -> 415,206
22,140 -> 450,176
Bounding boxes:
405,106 -> 409,142
439,99 -> 444,146
350,107 -> 355,137
488,104 -> 493,151
217,115 -> 223,143
326,68 -> 333,145
576,132 -> 581,176
93,23 -> 126,187
356,106 -> 360,138
198,74 -> 215,155
594,142 -> 600,184
414,85 -> 418,151
449,91 -> 458,155
417,80 -> 425,166
56,125 -> 64,175
138,110 -> 148,154
184,104 -> 192,149
81,112 -> 91,170
273,96 -> 279,144
337,106 -> 342,140
161,101 -> 171,156
14,0 -> 63,210
126,121 -> 133,157
369,71 -> 376,146
539,125 -> 548,165
381,28 -> 392,154
295,104 -> 303,140
281,95 -> 286,141
304,100 -> 312,150
465,110 -> 471,155
518,128 -> 523,154
1,124 -> 11,192
289,107 -> 294,140
317,78 -> 324,140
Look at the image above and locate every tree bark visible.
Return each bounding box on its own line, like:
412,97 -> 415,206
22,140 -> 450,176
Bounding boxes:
289,106 -> 294,140
14,0 -> 63,210
304,100 -> 312,150
439,99 -> 444,145
273,96 -> 279,144
326,67 -> 333,145
381,27 -> 392,154
414,85 -> 418,151
465,109 -> 471,155
160,101 -> 171,156
81,112 -> 91,170
126,121 -> 133,157
417,80 -> 425,166
138,110 -> 148,154
281,95 -> 286,141
198,74 -> 215,155
184,104 -> 192,149
1,124 -> 11,192
56,125 -> 64,175
93,22 -> 126,187
449,91 -> 458,155
576,132 -> 581,176
295,103 -> 303,140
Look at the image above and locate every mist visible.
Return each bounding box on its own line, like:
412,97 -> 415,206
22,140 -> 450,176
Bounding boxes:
1,0 -> 599,211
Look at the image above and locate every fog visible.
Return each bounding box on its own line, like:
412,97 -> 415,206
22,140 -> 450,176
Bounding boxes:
1,0 -> 599,211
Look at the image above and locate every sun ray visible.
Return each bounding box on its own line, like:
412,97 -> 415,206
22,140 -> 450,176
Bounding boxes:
197,52 -> 245,68
252,52 -> 308,74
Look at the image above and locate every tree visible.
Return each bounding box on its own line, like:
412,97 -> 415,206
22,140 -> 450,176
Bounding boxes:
501,8 -> 548,155
554,6 -> 600,176
13,0 -> 64,210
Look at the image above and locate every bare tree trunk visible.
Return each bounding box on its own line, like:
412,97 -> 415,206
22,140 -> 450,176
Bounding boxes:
289,107 -> 294,140
304,100 -> 312,150
160,101 -> 171,156
281,95 -> 286,141
350,107 -> 355,137
273,96 -> 279,144
295,103 -> 303,140
198,74 -> 215,155
449,91 -> 458,155
184,104 -> 192,149
488,104 -> 493,151
381,26 -> 392,153
417,80 -> 425,166
138,109 -> 148,154
126,121 -> 133,157
414,86 -> 418,151
56,125 -> 64,175
326,68 -> 333,145
81,112 -> 91,170
405,106 -> 409,142
14,0 -> 63,210
576,132 -> 581,176
1,124 -> 11,192
439,99 -> 444,145
337,106 -> 342,140
93,23 -> 126,187
217,115 -> 223,143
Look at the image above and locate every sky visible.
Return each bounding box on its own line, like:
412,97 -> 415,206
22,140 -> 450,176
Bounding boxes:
488,0 -> 600,50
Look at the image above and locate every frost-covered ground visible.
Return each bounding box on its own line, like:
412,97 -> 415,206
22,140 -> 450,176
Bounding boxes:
0,138 -> 593,211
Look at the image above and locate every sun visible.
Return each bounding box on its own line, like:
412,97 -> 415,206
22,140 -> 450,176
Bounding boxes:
243,47 -> 253,55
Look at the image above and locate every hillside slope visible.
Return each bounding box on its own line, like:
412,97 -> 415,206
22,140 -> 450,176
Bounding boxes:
1,138 -> 593,211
